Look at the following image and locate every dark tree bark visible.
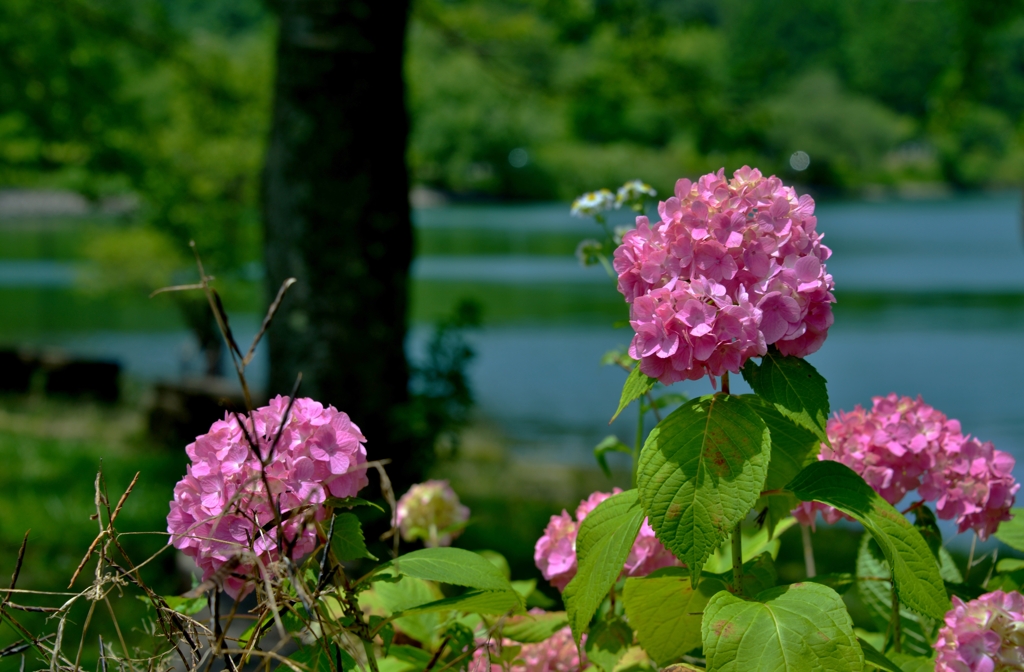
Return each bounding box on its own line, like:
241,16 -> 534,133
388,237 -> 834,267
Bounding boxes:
263,0 -> 418,491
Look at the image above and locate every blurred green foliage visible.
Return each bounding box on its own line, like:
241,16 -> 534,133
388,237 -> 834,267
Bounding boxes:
0,0 -> 269,278
407,0 -> 1024,196
3,0 -> 1024,227
0,397 -> 186,669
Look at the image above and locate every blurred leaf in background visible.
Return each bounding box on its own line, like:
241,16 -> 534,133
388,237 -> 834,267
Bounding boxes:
406,0 -> 1024,197
1,0 -> 269,272
5,0 -> 1024,252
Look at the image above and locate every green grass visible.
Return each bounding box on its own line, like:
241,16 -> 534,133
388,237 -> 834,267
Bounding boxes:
0,397 -> 188,669
0,281 -> 263,340
416,228 -> 583,257
411,279 -> 627,325
0,219 -> 112,261
834,290 -> 1024,313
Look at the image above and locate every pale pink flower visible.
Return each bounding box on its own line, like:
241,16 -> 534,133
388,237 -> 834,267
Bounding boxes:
470,619 -> 585,672
396,480 -> 470,547
625,520 -> 681,577
793,395 -> 1018,540
533,511 -> 577,592
576,489 -> 621,521
934,590 -> 1024,672
518,625 -> 585,672
534,490 -> 680,591
468,647 -> 505,672
167,396 -> 369,599
613,167 -> 834,384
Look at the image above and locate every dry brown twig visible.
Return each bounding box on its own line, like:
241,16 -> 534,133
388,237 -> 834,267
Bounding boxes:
9,244 -> 419,672
150,241 -> 296,413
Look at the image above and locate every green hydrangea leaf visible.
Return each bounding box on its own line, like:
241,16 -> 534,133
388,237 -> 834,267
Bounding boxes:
385,547 -> 514,592
383,644 -> 434,672
594,435 -> 633,479
154,595 -> 206,616
855,535 -> 937,656
501,611 -> 568,644
622,568 -> 726,665
744,395 -> 821,537
288,644 -> 353,672
611,364 -> 658,423
742,349 -> 830,443
332,512 -> 377,561
807,572 -> 856,595
325,496 -> 385,513
889,653 -> 937,672
362,575 -> 444,647
718,552 -> 778,599
702,582 -> 863,672
703,517 -> 797,574
638,394 -> 771,582
994,508 -> 1024,552
788,461 -> 951,620
397,589 -> 522,617
563,490 -> 645,644
585,617 -> 633,672
858,637 -> 902,672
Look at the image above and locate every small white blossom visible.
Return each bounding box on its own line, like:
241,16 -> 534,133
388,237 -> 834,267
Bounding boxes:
570,189 -> 615,217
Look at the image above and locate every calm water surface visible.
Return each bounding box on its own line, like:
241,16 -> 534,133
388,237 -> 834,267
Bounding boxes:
413,192 -> 1024,483
3,193 -> 1024,487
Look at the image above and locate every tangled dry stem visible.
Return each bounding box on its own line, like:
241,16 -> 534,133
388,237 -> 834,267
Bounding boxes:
0,245 -> 433,672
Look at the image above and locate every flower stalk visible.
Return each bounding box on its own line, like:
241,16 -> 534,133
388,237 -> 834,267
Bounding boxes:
732,522 -> 743,594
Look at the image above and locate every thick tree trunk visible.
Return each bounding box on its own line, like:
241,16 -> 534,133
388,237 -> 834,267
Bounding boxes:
263,0 -> 417,491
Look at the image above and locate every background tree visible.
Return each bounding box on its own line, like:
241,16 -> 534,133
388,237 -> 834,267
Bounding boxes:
262,0 -> 421,491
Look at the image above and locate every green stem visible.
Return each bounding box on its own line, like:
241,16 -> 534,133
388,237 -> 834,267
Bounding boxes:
890,585 -> 902,653
732,521 -> 743,594
801,524 -> 817,578
965,532 -> 977,582
722,371 -> 730,395
633,405 -> 644,489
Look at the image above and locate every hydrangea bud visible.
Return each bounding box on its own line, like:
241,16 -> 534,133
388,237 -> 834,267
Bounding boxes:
534,489 -> 680,591
934,590 -> 1024,672
793,394 -> 1018,539
166,396 -> 369,598
396,480 -> 470,547
613,167 -> 835,384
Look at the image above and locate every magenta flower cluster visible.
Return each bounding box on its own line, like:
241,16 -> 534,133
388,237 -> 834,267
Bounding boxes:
934,590 -> 1024,672
396,479 -> 470,547
793,394 -> 1018,539
470,619 -> 584,672
613,167 -> 835,384
534,489 -> 680,591
166,396 -> 369,598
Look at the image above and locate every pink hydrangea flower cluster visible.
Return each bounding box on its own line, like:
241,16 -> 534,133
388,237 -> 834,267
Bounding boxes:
167,396 -> 369,598
613,167 -> 835,384
934,590 -> 1024,672
470,621 -> 584,672
792,394 -> 1018,539
396,479 -> 470,547
534,489 -> 680,591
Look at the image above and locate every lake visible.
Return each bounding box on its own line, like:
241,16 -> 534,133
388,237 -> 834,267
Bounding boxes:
2,192 -> 1024,492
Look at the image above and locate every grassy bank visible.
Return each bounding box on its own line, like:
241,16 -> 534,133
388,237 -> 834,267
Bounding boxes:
0,396 -> 187,668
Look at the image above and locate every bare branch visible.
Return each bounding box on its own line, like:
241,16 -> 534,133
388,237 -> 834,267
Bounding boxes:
244,278 -> 297,366
148,283 -> 207,298
4,531 -> 29,606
